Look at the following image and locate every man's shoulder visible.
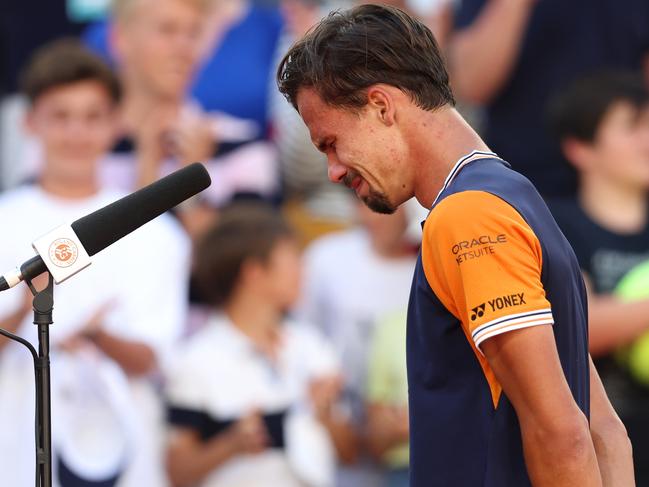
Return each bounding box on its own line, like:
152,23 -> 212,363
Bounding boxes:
453,156 -> 535,192
427,189 -> 519,230
437,158 -> 551,226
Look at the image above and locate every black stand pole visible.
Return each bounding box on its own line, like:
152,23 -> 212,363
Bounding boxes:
28,273 -> 54,487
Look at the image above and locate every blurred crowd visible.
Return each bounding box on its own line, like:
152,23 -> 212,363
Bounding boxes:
0,0 -> 648,486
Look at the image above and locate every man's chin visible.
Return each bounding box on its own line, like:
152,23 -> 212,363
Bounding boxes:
362,193 -> 396,215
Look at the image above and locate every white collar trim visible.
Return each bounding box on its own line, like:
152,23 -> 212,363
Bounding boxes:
431,150 -> 499,207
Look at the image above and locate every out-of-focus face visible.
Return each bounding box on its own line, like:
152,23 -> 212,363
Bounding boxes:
26,80 -> 117,182
114,0 -> 205,99
588,101 -> 649,188
258,238 -> 303,310
296,87 -> 411,214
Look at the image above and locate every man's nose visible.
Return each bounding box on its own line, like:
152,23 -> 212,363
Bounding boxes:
327,159 -> 347,184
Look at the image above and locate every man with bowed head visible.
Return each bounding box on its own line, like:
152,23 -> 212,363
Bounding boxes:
277,4 -> 633,486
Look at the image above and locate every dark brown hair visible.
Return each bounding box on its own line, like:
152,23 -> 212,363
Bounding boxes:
20,38 -> 121,105
194,203 -> 295,307
548,70 -> 648,143
277,4 -> 455,111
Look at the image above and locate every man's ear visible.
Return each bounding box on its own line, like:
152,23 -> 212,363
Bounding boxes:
561,137 -> 594,171
366,85 -> 396,126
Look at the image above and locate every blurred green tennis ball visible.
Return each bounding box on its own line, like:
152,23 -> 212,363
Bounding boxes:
615,260 -> 649,385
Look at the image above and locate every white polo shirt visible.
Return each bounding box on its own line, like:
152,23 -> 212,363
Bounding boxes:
166,313 -> 340,487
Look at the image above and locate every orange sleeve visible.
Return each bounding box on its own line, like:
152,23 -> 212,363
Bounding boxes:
422,191 -> 554,354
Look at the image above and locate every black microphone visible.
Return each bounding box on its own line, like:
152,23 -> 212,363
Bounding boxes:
0,162 -> 211,291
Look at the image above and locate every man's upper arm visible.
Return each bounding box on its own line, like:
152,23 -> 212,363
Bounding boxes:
423,191 -> 553,353
423,191 -> 576,416
481,325 -> 581,425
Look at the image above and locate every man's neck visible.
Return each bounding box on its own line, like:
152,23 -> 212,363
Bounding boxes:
408,107 -> 490,209
579,175 -> 648,234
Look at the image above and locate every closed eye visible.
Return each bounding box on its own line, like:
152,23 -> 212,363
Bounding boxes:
316,139 -> 335,154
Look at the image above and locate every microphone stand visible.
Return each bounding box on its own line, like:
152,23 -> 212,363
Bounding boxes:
31,272 -> 54,487
0,272 -> 54,487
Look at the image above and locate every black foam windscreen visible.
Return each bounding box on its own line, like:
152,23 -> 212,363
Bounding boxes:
71,163 -> 211,256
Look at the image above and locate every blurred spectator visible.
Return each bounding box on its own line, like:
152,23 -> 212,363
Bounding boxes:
84,0 -> 283,132
80,0 -> 282,217
0,39 -> 190,487
108,0 -> 216,188
105,0 -> 278,232
189,0 -> 283,135
447,0 -> 649,197
0,0 -> 93,190
546,71 -> 649,483
298,201 -> 423,487
365,311 -> 409,487
165,203 -> 355,487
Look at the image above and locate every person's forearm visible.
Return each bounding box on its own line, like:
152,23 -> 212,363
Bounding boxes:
588,296 -> 649,357
448,0 -> 536,103
90,329 -> 156,376
591,417 -> 634,486
319,413 -> 359,465
589,355 -> 635,486
522,414 -> 602,486
167,433 -> 238,487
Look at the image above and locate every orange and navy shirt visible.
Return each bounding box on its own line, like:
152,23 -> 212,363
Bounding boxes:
407,151 -> 589,486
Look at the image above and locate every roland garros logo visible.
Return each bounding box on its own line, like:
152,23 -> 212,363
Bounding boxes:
48,238 -> 79,268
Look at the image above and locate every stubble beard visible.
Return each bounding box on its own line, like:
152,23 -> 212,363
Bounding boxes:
342,171 -> 396,214
362,190 -> 396,214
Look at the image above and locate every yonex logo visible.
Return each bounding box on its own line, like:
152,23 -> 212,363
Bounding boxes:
470,293 -> 526,322
488,293 -> 525,311
48,238 -> 78,268
470,303 -> 486,321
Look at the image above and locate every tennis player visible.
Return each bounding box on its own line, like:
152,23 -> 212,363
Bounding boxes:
277,4 -> 634,486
